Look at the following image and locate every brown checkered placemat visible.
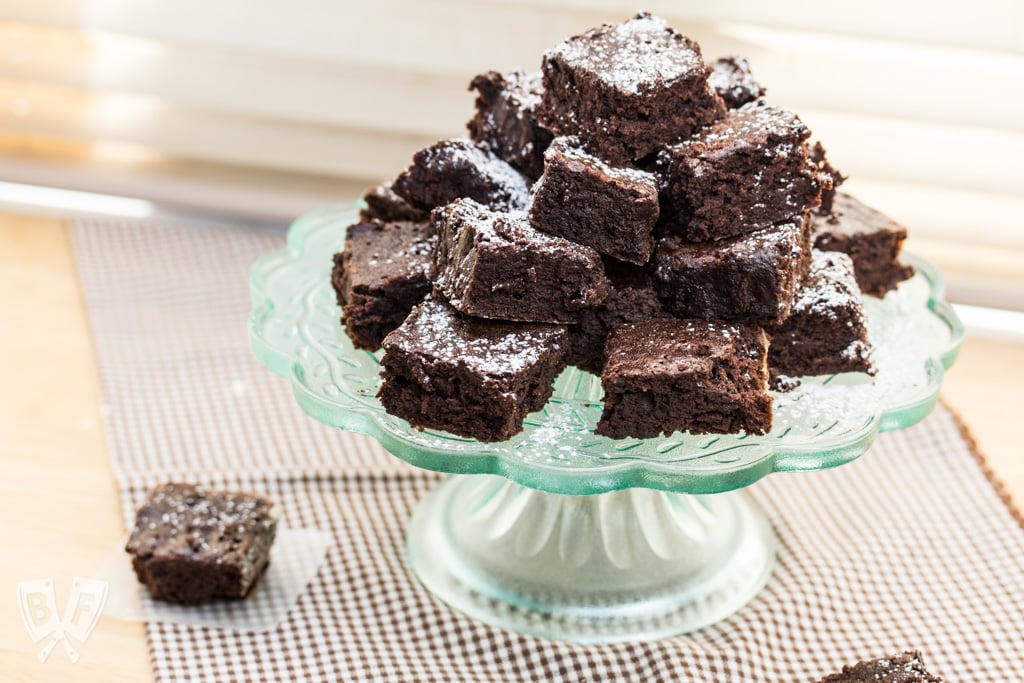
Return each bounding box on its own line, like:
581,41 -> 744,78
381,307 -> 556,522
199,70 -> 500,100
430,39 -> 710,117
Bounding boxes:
71,215 -> 1024,682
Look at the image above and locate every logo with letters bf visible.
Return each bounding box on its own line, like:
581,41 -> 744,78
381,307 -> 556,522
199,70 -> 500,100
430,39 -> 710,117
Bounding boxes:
17,577 -> 109,663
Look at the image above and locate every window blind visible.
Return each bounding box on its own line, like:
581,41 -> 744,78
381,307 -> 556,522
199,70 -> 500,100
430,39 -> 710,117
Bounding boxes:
1,0 -> 1021,302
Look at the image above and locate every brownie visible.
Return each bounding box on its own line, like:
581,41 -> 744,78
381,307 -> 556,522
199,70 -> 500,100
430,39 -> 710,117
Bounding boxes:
432,198 -> 609,323
529,137 -> 660,265
653,212 -> 813,326
661,101 -> 822,242
817,651 -> 943,682
596,319 -> 772,439
707,56 -> 765,109
392,138 -> 530,212
567,258 -> 667,375
810,141 -> 846,216
813,192 -> 915,297
467,69 -> 554,181
125,483 -> 280,605
768,250 -> 874,380
378,297 -> 568,442
539,13 -> 725,163
359,180 -> 429,223
331,220 -> 436,351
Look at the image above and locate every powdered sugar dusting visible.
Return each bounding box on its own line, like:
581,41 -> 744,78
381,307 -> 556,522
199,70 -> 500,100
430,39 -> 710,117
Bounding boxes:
683,102 -> 809,151
390,298 -> 565,377
417,138 -> 531,211
547,136 -> 658,186
792,250 -> 863,320
546,13 -> 705,95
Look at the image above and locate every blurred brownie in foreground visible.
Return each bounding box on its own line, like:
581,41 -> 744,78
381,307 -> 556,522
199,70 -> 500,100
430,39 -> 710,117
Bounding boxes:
378,297 -> 567,442
126,483 -> 280,605
467,69 -> 553,181
331,220 -> 436,350
596,319 -> 771,439
392,138 -> 530,212
769,250 -> 875,381
529,136 -> 660,266
816,650 -> 943,682
539,12 -> 724,163
813,192 -> 914,297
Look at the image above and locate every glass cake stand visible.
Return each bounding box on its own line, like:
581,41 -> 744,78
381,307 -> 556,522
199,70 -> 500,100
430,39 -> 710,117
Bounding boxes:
249,203 -> 963,643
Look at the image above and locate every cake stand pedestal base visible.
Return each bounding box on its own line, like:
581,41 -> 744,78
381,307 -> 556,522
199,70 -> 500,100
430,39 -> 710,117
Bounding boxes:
406,475 -> 775,643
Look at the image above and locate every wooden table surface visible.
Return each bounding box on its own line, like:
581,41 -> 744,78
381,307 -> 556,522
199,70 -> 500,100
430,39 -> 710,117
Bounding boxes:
1,211 -> 1021,682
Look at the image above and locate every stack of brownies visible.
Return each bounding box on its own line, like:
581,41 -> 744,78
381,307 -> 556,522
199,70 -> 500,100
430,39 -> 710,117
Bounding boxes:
331,13 -> 914,443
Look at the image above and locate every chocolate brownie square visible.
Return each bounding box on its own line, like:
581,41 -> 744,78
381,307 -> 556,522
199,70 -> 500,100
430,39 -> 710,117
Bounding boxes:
661,101 -> 823,242
529,137 -> 660,265
708,56 -> 765,109
653,212 -> 813,326
596,319 -> 772,439
817,651 -> 943,682
769,250 -> 874,379
125,483 -> 280,605
432,198 -> 609,323
539,13 -> 725,163
467,69 -> 554,181
331,220 -> 436,350
378,297 -> 568,442
567,258 -> 667,375
359,180 -> 429,223
392,138 -> 530,212
813,192 -> 914,297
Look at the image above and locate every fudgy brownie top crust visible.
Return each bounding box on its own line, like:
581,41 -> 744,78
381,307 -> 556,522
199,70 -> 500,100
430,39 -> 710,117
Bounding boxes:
545,136 -> 658,186
393,138 -> 531,212
605,319 -> 766,380
678,101 -> 810,158
384,297 -> 566,378
546,13 -> 705,96
340,221 -> 435,294
790,250 -> 863,321
126,483 -> 279,563
467,69 -> 553,180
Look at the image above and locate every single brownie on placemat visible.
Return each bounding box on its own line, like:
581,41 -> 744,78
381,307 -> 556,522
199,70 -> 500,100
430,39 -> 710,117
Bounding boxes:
529,136 -> 660,265
126,483 -> 280,605
596,319 -> 772,439
467,69 -> 553,181
539,12 -> 724,163
378,297 -> 567,442
769,250 -> 874,381
331,220 -> 436,351
708,56 -> 765,109
359,180 -> 429,223
653,212 -> 812,327
392,138 -> 530,212
661,101 -> 823,242
814,192 -> 914,297
432,198 -> 609,323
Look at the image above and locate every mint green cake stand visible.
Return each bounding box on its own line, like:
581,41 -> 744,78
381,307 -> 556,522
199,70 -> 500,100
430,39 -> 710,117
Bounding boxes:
249,203 -> 963,643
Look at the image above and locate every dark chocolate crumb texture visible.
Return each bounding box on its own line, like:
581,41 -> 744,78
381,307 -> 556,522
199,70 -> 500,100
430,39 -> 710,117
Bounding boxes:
126,483 -> 279,605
